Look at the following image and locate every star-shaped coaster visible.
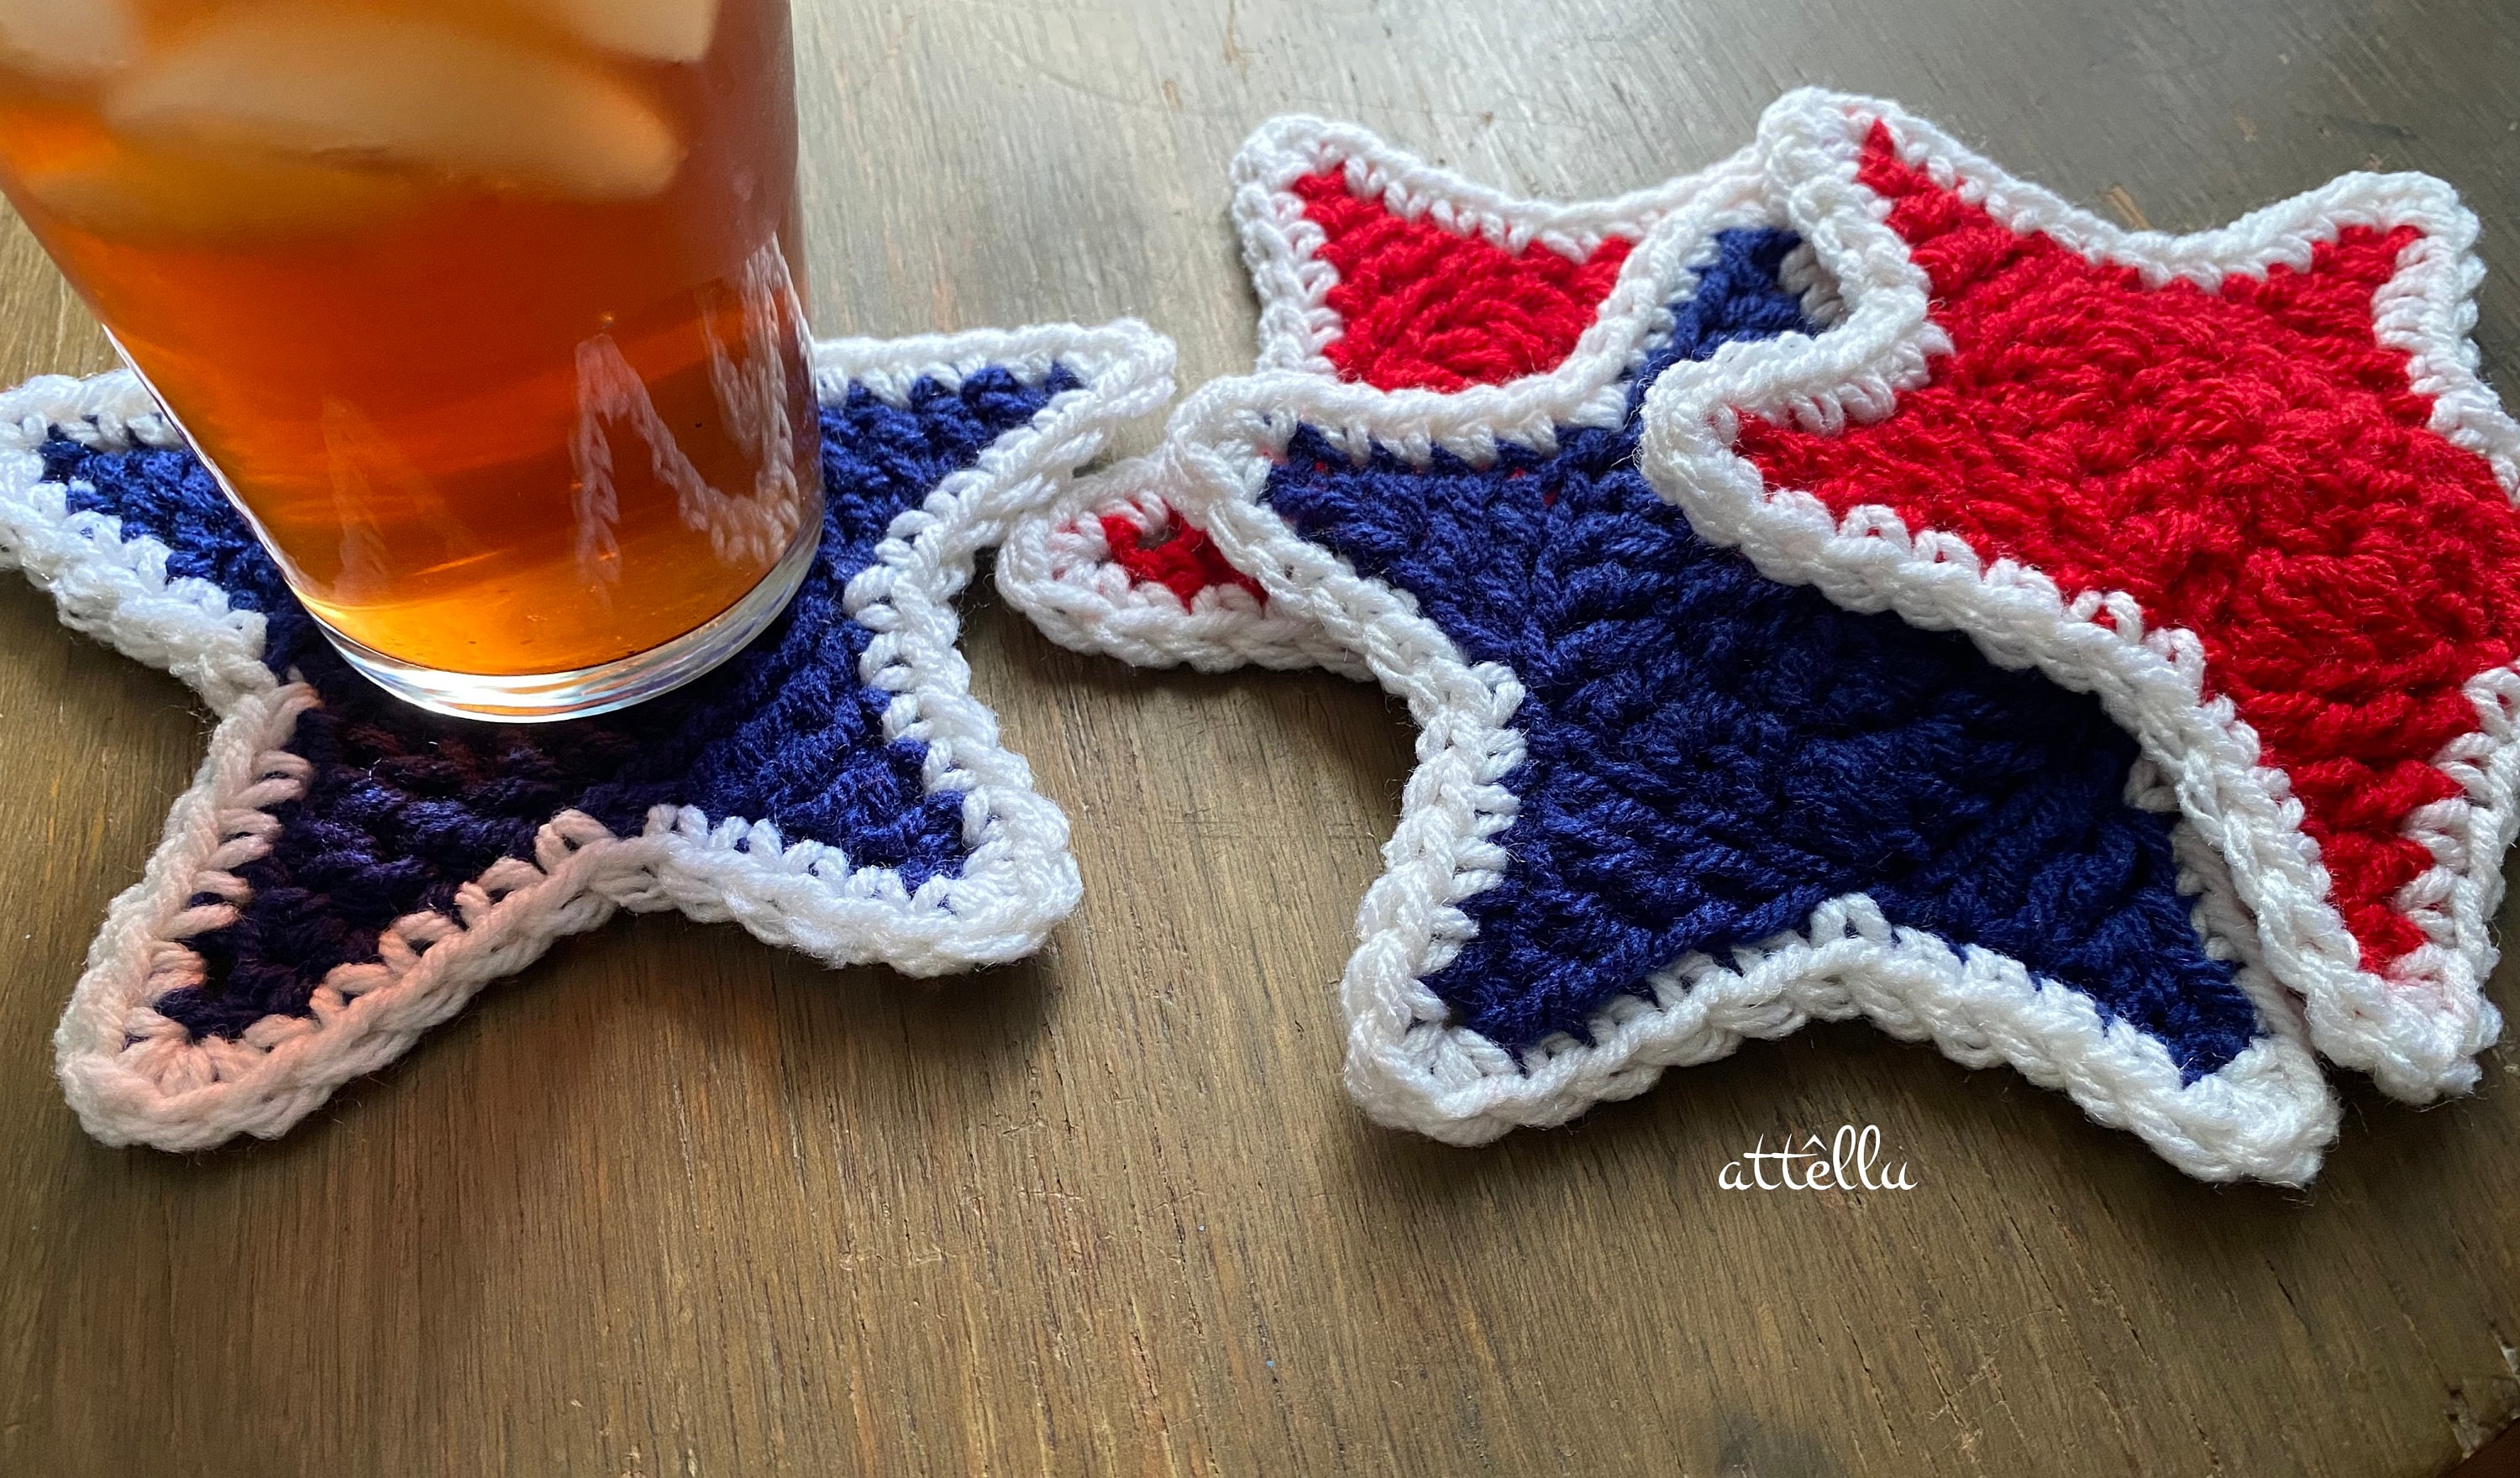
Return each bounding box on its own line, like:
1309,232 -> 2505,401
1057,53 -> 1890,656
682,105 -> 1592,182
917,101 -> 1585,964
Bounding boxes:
1005,118 -> 2336,1182
1641,91 -> 2518,1108
2,321 -> 1171,1151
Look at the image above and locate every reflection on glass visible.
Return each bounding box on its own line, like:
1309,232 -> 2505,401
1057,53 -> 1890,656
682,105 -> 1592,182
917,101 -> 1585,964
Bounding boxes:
0,0 -> 824,716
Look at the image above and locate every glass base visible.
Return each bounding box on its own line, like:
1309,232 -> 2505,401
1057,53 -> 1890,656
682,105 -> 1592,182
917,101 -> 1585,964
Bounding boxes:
322,521 -> 823,723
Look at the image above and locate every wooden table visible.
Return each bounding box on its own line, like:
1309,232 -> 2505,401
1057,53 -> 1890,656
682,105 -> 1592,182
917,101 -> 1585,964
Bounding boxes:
6,3 -> 2519,1474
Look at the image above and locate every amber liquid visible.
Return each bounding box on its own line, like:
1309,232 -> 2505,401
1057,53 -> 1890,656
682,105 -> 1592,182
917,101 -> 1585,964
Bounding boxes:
0,0 -> 822,677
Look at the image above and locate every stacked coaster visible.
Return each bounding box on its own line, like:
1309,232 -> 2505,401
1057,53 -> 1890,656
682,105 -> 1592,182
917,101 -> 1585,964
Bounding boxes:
1000,95 -> 2520,1183
2,321 -> 1171,1150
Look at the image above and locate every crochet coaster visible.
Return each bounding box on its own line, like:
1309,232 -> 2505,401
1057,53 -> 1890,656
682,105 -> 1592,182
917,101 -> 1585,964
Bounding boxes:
3,321 -> 1172,1150
1002,116 -> 2343,1182
1641,92 -> 2517,1108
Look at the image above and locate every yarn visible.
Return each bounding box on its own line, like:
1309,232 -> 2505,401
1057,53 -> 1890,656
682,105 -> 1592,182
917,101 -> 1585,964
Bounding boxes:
1000,158 -> 1647,646
1264,227 -> 2258,1073
1732,124 -> 2520,975
1097,511 -> 1263,608
8,322 -> 1173,1149
1293,169 -> 1633,392
1641,92 -> 2517,1106
995,117 -> 1723,676
48,370 -> 1063,1040
1021,178 -> 1635,616
1027,113 -> 2337,1181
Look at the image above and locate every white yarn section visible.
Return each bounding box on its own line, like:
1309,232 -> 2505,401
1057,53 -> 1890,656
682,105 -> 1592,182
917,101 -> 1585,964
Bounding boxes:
998,118 -> 1767,673
16,320 -> 1175,1150
0,371 -> 275,713
1638,88 -> 2513,1104
1135,337 -> 2338,1183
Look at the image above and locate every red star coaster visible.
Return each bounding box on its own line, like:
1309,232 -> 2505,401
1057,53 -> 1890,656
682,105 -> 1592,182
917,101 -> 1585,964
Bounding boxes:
1642,91 -> 2520,1103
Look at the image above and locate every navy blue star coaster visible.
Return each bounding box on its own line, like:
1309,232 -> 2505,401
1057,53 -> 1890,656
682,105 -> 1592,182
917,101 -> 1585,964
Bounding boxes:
1005,119 -> 2335,1182
3,322 -> 1170,1150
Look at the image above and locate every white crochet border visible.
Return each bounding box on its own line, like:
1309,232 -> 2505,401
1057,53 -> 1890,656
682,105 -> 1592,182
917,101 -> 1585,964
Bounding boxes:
0,319 -> 1174,1151
1639,89 -> 2517,1105
1118,156 -> 2339,1182
1229,113 -> 1735,378
999,116 -> 1764,674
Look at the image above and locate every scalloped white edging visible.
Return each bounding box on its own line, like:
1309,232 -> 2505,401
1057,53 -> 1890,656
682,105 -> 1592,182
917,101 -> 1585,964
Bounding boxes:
2,320 -> 1175,1150
1058,139 -> 2339,1181
1637,88 -> 2515,1105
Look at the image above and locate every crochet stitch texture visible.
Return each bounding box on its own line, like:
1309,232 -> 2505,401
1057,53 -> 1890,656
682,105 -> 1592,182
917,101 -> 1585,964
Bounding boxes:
1736,129 -> 2515,982
3,322 -> 1173,1150
1004,116 -> 2339,1182
1643,92 -> 2519,1108
1289,168 -> 1633,391
1263,228 -> 2259,1077
55,375 -> 1053,1040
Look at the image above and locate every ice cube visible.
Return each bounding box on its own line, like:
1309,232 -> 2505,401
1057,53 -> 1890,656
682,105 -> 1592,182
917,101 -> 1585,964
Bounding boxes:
0,0 -> 139,80
108,5 -> 683,201
525,0 -> 721,65
17,139 -> 426,243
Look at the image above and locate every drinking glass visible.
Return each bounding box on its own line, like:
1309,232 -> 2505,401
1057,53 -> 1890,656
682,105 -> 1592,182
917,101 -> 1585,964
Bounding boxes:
0,0 -> 824,720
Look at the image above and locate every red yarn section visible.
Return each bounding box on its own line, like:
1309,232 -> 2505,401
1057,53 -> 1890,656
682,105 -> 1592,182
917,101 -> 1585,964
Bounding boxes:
1733,123 -> 2520,975
1293,170 -> 1633,391
1100,511 -> 1267,608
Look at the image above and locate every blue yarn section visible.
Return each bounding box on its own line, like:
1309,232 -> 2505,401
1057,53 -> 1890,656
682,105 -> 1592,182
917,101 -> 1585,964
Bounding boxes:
42,365 -> 1071,1041
1263,227 -> 2262,1079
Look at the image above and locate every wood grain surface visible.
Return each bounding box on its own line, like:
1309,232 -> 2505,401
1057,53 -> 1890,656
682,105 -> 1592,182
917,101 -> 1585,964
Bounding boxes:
6,2 -> 2520,1474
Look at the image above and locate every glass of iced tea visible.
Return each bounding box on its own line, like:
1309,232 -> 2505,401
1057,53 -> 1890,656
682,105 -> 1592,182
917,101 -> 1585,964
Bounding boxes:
0,0 -> 822,719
